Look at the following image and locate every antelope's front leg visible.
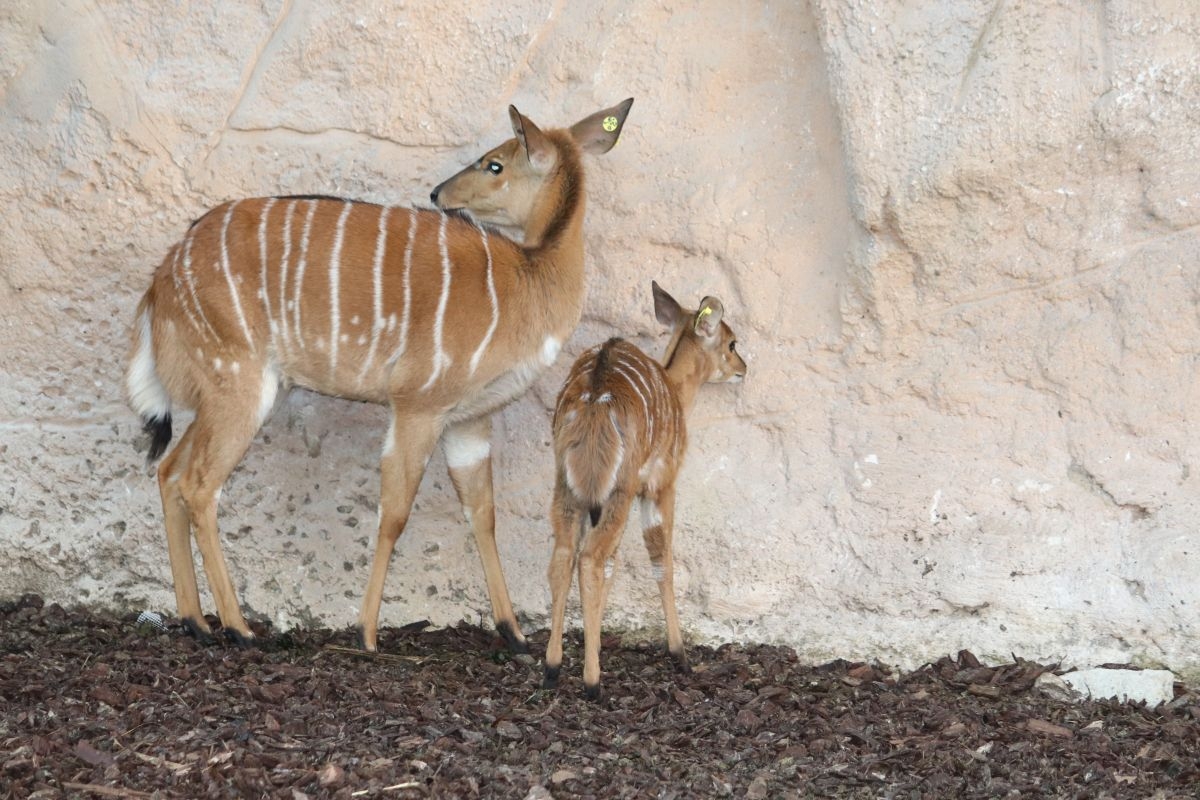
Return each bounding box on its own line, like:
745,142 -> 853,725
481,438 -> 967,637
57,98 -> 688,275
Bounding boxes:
443,416 -> 528,654
358,411 -> 442,652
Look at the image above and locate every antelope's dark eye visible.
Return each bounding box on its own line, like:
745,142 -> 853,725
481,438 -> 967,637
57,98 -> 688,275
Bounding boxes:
729,341 -> 737,352
487,161 -> 503,175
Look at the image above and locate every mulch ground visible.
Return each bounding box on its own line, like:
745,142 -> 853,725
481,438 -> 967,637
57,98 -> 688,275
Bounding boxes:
1,596 -> 1197,799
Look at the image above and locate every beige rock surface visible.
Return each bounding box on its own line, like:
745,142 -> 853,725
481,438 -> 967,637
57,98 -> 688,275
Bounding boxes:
1,1 -> 1196,674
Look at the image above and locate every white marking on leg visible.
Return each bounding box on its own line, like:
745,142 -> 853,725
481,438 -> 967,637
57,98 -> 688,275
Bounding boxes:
386,210 -> 416,366
125,308 -> 171,421
328,201 -> 352,379
257,362 -> 280,425
277,200 -> 297,358
443,430 -> 490,470
639,497 -> 663,530
382,415 -> 397,458
358,205 -> 391,386
540,336 -> 562,367
292,200 -> 318,351
651,561 -> 665,583
219,201 -> 255,348
421,212 -> 453,391
604,559 -> 614,580
258,198 -> 277,339
467,226 -> 498,375
182,232 -> 219,339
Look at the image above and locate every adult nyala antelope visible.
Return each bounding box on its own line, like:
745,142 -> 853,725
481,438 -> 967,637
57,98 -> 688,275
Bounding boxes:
124,98 -> 634,653
543,281 -> 747,699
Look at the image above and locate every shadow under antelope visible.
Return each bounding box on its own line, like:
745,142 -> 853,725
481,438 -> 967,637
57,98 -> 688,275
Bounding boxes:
543,281 -> 747,699
124,99 -> 634,653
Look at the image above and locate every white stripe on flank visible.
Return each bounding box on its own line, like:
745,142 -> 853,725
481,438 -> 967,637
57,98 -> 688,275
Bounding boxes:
292,200 -> 318,351
181,232 -> 218,340
611,363 -> 649,418
616,356 -> 656,440
421,213 -> 452,391
277,200 -> 297,358
168,244 -> 203,337
386,210 -> 417,367
328,201 -> 353,378
258,198 -> 277,337
219,201 -> 254,348
357,205 -> 391,385
467,226 -> 498,375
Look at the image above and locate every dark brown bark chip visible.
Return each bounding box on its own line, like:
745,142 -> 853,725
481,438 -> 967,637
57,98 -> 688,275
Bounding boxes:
2,602 -> 1199,798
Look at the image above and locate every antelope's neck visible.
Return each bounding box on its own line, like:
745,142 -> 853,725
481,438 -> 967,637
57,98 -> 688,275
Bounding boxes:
664,347 -> 706,418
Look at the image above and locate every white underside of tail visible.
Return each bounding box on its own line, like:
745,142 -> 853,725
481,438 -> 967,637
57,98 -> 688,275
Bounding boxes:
126,307 -> 171,421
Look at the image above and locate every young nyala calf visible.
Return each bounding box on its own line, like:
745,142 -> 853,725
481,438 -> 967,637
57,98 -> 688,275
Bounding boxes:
543,281 -> 747,699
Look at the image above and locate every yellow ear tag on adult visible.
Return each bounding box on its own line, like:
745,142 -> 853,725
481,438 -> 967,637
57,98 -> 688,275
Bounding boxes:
694,306 -> 713,332
603,115 -> 619,133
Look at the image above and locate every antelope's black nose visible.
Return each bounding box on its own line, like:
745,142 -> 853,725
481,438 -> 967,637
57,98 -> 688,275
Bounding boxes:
430,189 -> 439,205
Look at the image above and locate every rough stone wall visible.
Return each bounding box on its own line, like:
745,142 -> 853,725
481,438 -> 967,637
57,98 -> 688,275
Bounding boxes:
1,1 -> 1196,674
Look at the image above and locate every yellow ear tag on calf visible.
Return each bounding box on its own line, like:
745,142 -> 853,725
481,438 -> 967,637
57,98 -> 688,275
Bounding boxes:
603,115 -> 619,132
694,306 -> 713,332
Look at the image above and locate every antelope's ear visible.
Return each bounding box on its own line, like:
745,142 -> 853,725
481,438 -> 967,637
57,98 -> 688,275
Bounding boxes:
509,105 -> 557,173
569,97 -> 634,155
694,297 -> 724,338
653,281 -> 684,327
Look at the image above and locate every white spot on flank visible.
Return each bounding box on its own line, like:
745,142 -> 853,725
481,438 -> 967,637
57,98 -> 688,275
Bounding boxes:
213,357 -> 223,371
929,489 -> 942,523
468,226 -> 499,375
231,361 -> 241,375
219,201 -> 255,348
328,201 -> 353,379
421,212 -> 453,391
444,431 -> 491,469
350,314 -> 360,326
597,392 -> 613,403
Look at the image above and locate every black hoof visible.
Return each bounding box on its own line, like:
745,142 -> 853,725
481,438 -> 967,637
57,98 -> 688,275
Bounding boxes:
671,650 -> 692,674
225,628 -> 257,648
182,617 -> 215,644
495,620 -> 529,655
542,666 -> 560,690
583,683 -> 602,702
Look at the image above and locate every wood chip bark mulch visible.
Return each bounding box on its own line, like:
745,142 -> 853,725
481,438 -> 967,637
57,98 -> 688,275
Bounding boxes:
1,595 -> 1197,799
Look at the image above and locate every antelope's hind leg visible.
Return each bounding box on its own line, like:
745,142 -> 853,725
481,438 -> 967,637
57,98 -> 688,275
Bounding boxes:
157,425 -> 212,642
543,483 -> 583,689
641,485 -> 689,672
173,389 -> 272,647
577,491 -> 634,701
